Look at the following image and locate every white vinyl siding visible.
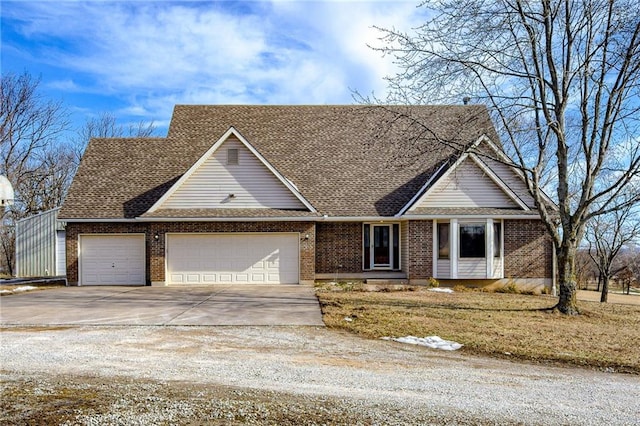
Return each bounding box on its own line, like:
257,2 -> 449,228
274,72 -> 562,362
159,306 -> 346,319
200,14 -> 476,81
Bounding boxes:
492,258 -> 503,278
458,259 -> 486,278
166,233 -> 299,285
437,259 -> 451,278
160,137 -> 306,210
400,222 -> 408,274
79,235 -> 145,286
479,157 -> 536,209
414,158 -> 519,209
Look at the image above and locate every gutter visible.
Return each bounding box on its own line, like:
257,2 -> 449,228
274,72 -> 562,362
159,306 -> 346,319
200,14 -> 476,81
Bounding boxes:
401,214 -> 542,220
61,214 -> 542,223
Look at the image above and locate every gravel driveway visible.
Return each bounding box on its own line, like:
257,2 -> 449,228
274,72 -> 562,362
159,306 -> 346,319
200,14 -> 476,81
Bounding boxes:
1,326 -> 638,425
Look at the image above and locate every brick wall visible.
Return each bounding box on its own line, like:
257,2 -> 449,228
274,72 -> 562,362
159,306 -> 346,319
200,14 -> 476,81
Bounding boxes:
503,219 -> 553,279
66,222 -> 315,285
65,222 -> 151,285
407,220 -> 433,280
315,222 -> 362,273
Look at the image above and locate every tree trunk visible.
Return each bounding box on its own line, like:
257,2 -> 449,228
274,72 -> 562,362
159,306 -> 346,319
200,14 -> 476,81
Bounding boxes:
600,276 -> 609,303
555,246 -> 580,315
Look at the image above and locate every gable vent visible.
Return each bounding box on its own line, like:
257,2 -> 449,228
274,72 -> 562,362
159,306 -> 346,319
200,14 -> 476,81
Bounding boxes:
227,148 -> 239,165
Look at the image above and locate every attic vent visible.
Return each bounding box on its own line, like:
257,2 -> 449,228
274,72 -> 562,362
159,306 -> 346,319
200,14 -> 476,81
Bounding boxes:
227,148 -> 239,165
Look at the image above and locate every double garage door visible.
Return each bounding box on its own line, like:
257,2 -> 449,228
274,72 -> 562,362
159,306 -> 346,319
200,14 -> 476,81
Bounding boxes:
79,233 -> 299,285
166,233 -> 299,284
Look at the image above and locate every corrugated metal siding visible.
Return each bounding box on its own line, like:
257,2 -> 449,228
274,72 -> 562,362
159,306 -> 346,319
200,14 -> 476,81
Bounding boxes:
16,208 -> 61,277
480,157 -> 536,208
161,137 -> 306,210
415,158 -> 518,209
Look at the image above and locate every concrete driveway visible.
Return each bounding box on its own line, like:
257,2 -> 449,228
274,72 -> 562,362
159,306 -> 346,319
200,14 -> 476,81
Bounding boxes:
0,285 -> 324,326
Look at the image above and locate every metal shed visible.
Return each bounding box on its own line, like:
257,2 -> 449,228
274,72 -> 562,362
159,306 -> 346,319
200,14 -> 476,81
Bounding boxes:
15,208 -> 66,277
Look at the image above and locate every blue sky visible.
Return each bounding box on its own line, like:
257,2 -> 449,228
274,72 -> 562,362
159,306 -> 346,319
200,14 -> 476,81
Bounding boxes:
2,0 -> 424,135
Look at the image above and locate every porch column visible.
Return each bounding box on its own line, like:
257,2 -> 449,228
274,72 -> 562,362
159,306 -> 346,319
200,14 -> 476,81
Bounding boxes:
450,218 -> 458,279
486,218 -> 494,279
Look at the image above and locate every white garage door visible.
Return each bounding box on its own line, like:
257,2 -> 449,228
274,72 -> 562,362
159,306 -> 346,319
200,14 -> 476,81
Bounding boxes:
167,233 -> 299,284
80,235 -> 145,285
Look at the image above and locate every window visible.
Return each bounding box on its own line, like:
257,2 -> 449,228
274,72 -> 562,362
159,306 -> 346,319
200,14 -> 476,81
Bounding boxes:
438,223 -> 449,259
459,224 -> 485,258
493,222 -> 502,258
227,148 -> 239,165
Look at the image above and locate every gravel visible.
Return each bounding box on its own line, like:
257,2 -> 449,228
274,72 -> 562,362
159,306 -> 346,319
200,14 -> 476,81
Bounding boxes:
1,326 -> 639,425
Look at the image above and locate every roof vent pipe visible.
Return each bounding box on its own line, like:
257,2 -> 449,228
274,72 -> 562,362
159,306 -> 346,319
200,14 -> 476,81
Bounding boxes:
462,97 -> 471,105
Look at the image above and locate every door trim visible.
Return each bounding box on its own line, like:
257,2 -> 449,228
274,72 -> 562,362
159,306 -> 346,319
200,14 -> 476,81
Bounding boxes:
362,223 -> 401,271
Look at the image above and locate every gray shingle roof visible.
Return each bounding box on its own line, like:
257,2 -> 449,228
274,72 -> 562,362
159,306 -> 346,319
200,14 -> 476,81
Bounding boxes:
60,105 -> 500,220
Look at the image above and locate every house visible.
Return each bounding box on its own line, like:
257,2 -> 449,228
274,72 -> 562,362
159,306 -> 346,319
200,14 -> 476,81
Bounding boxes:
15,207 -> 66,278
58,105 -> 554,291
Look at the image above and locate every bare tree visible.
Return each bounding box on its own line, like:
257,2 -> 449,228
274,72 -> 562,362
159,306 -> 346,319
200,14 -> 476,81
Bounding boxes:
72,112 -> 156,167
1,72 -> 70,207
585,204 -> 640,302
614,249 -> 637,295
1,72 -> 71,275
371,0 -> 640,314
574,247 -> 597,290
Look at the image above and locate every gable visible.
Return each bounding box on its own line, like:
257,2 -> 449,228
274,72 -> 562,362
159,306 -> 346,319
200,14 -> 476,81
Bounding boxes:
410,157 -> 521,210
477,156 -> 537,209
60,105 -> 503,220
150,131 -> 309,211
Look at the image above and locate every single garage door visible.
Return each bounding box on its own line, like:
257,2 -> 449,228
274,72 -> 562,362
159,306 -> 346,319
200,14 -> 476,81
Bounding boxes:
80,234 -> 145,285
166,233 -> 299,284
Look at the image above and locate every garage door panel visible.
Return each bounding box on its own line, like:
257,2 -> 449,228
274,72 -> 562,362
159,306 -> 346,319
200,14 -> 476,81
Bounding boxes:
167,234 -> 299,285
80,235 -> 145,286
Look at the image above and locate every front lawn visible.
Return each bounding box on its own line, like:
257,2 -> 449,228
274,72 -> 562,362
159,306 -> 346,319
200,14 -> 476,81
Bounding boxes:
316,286 -> 640,374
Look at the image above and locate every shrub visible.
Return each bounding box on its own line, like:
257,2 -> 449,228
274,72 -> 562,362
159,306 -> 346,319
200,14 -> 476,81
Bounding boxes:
496,282 -> 519,294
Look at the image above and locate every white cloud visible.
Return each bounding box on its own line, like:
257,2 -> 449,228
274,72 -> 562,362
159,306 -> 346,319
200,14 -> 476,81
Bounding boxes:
5,0 -> 423,124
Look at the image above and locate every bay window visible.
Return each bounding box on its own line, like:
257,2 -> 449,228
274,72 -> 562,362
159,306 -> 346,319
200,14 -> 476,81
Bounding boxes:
433,219 -> 503,279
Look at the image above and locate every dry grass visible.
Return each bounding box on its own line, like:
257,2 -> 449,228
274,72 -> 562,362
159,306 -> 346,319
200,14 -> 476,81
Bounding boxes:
317,287 -> 640,374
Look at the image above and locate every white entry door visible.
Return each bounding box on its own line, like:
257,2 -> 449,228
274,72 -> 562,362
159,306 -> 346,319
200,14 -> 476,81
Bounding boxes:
79,235 -> 145,285
166,233 -> 299,284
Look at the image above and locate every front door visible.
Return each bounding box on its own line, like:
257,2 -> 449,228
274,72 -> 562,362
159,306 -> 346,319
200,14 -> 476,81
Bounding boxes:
372,224 -> 391,268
